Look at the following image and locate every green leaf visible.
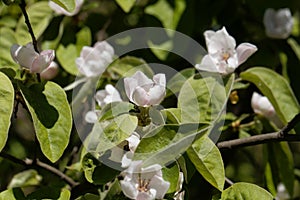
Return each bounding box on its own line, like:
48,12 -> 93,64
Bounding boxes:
20,82 -> 72,162
99,179 -> 122,200
76,26 -> 92,54
0,72 -> 14,152
161,108 -> 181,124
108,56 -> 154,78
58,189 -> 71,200
26,187 -> 70,199
115,0 -> 135,13
134,123 -> 209,167
145,0 -> 185,31
147,39 -> 173,61
0,188 -> 26,200
86,114 -> 137,154
166,68 -> 195,97
240,67 -> 300,124
99,101 -> 134,121
51,0 -> 75,12
288,38 -> 300,61
0,27 -> 18,69
162,163 -> 180,194
8,169 -> 42,188
178,73 -> 234,124
56,44 -> 78,75
15,1 -> 53,44
187,136 -> 225,191
221,182 -> 273,200
42,18 -> 65,50
265,142 -> 294,197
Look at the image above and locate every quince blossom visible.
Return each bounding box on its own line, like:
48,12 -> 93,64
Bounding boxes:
263,8 -> 294,39
76,41 -> 114,78
95,84 -> 122,108
195,27 -> 257,75
124,71 -> 166,107
251,92 -> 283,128
10,43 -> 55,74
49,0 -> 84,16
40,61 -> 59,80
85,84 -> 122,123
120,161 -> 170,200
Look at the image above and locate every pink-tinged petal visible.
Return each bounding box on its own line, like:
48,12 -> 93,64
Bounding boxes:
80,46 -> 97,60
31,50 -> 55,73
132,71 -> 153,86
126,133 -> 140,152
147,85 -> 165,106
236,43 -> 257,65
124,77 -> 138,102
133,86 -> 150,106
136,190 -> 156,200
40,62 -> 58,80
195,54 -> 219,73
149,175 -> 170,199
120,180 -> 138,199
10,43 -> 38,69
153,73 -> 166,87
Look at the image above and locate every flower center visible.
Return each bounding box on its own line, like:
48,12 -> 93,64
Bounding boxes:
137,175 -> 150,192
222,52 -> 230,61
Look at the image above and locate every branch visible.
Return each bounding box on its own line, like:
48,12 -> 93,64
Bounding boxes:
217,113 -> 300,149
19,0 -> 39,53
0,152 -> 79,188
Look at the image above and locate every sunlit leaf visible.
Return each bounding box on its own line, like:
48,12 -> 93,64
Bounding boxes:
178,73 -> 234,124
76,26 -> 92,54
0,188 -> 26,200
51,0 -> 75,12
56,44 -> 78,75
8,169 -> 42,188
0,27 -> 18,69
0,72 -> 14,152
240,67 -> 300,124
15,1 -> 53,44
187,136 -> 225,191
221,182 -> 273,200
162,163 -> 180,194
115,0 -> 135,13
20,81 -> 72,162
134,123 -> 209,167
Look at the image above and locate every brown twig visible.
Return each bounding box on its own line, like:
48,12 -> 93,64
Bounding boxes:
0,152 -> 79,188
217,113 -> 300,149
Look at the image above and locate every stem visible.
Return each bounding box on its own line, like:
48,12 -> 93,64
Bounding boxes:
217,113 -> 300,149
0,152 -> 78,188
19,0 -> 39,53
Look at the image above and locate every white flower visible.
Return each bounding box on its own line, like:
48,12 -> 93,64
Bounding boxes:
49,0 -> 84,16
276,183 -> 290,200
40,61 -> 59,80
251,92 -> 283,128
95,84 -> 122,108
10,43 -> 55,73
195,27 -> 257,75
263,8 -> 294,39
120,161 -> 170,200
124,71 -> 166,107
109,132 -> 140,167
85,110 -> 99,123
76,41 -> 114,78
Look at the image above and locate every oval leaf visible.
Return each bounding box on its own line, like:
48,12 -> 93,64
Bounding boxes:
187,136 -> 225,191
134,123 -> 209,167
20,82 -> 72,162
0,27 -> 18,69
16,2 -> 53,44
221,182 -> 273,200
115,0 -> 135,13
240,67 -> 300,124
0,72 -> 14,152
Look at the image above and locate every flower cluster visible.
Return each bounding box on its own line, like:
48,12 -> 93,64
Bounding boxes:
195,27 -> 257,75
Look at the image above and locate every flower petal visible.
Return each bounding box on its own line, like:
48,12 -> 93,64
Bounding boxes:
120,179 -> 138,199
40,61 -> 59,80
10,43 -> 38,69
195,54 -> 219,73
236,43 -> 257,65
133,86 -> 150,106
147,85 -> 166,106
124,77 -> 138,102
85,111 -> 98,123
136,190 -> 156,200
149,175 -> 170,199
31,50 -> 55,73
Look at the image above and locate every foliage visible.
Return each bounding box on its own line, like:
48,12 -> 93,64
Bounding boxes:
0,0 -> 300,199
